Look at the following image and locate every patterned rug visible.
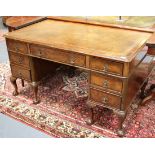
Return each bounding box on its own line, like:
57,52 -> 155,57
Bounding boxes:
0,62 -> 155,138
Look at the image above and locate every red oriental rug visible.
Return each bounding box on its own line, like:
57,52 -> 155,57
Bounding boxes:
0,63 -> 155,138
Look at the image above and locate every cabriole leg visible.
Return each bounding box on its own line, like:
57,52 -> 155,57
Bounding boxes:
117,111 -> 126,137
10,76 -> 18,96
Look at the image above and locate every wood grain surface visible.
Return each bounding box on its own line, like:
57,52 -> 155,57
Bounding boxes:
4,19 -> 152,62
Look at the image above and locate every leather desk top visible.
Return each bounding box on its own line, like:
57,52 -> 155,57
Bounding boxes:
5,19 -> 153,62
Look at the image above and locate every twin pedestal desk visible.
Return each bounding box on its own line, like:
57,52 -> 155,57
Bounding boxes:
4,18 -> 155,136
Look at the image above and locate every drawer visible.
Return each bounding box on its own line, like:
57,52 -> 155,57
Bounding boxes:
90,88 -> 121,109
90,56 -> 123,75
11,65 -> 31,81
90,72 -> 123,93
9,52 -> 30,68
30,44 -> 86,67
6,39 -> 28,54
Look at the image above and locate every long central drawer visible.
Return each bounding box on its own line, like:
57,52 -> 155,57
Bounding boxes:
30,44 -> 86,67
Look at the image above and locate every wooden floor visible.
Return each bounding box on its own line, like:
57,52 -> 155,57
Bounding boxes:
0,17 -> 50,138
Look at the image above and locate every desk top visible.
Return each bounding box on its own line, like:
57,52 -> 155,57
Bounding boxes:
5,19 -> 153,62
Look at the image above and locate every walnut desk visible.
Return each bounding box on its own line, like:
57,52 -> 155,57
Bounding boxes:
4,19 -> 155,136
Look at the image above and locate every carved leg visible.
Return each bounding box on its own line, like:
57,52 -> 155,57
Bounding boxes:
21,79 -> 24,87
117,111 -> 126,137
31,82 -> 40,104
10,76 -> 18,96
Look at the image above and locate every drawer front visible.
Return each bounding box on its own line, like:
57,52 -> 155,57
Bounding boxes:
9,52 -> 30,68
90,56 -> 123,75
6,39 -> 28,54
90,88 -> 121,109
90,72 -> 123,93
11,65 -> 31,81
30,45 -> 86,67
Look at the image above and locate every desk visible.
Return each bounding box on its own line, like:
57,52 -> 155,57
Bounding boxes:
4,18 -> 155,136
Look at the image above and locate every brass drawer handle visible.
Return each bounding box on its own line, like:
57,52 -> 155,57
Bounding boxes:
103,64 -> 108,72
102,97 -> 109,104
103,80 -> 109,88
